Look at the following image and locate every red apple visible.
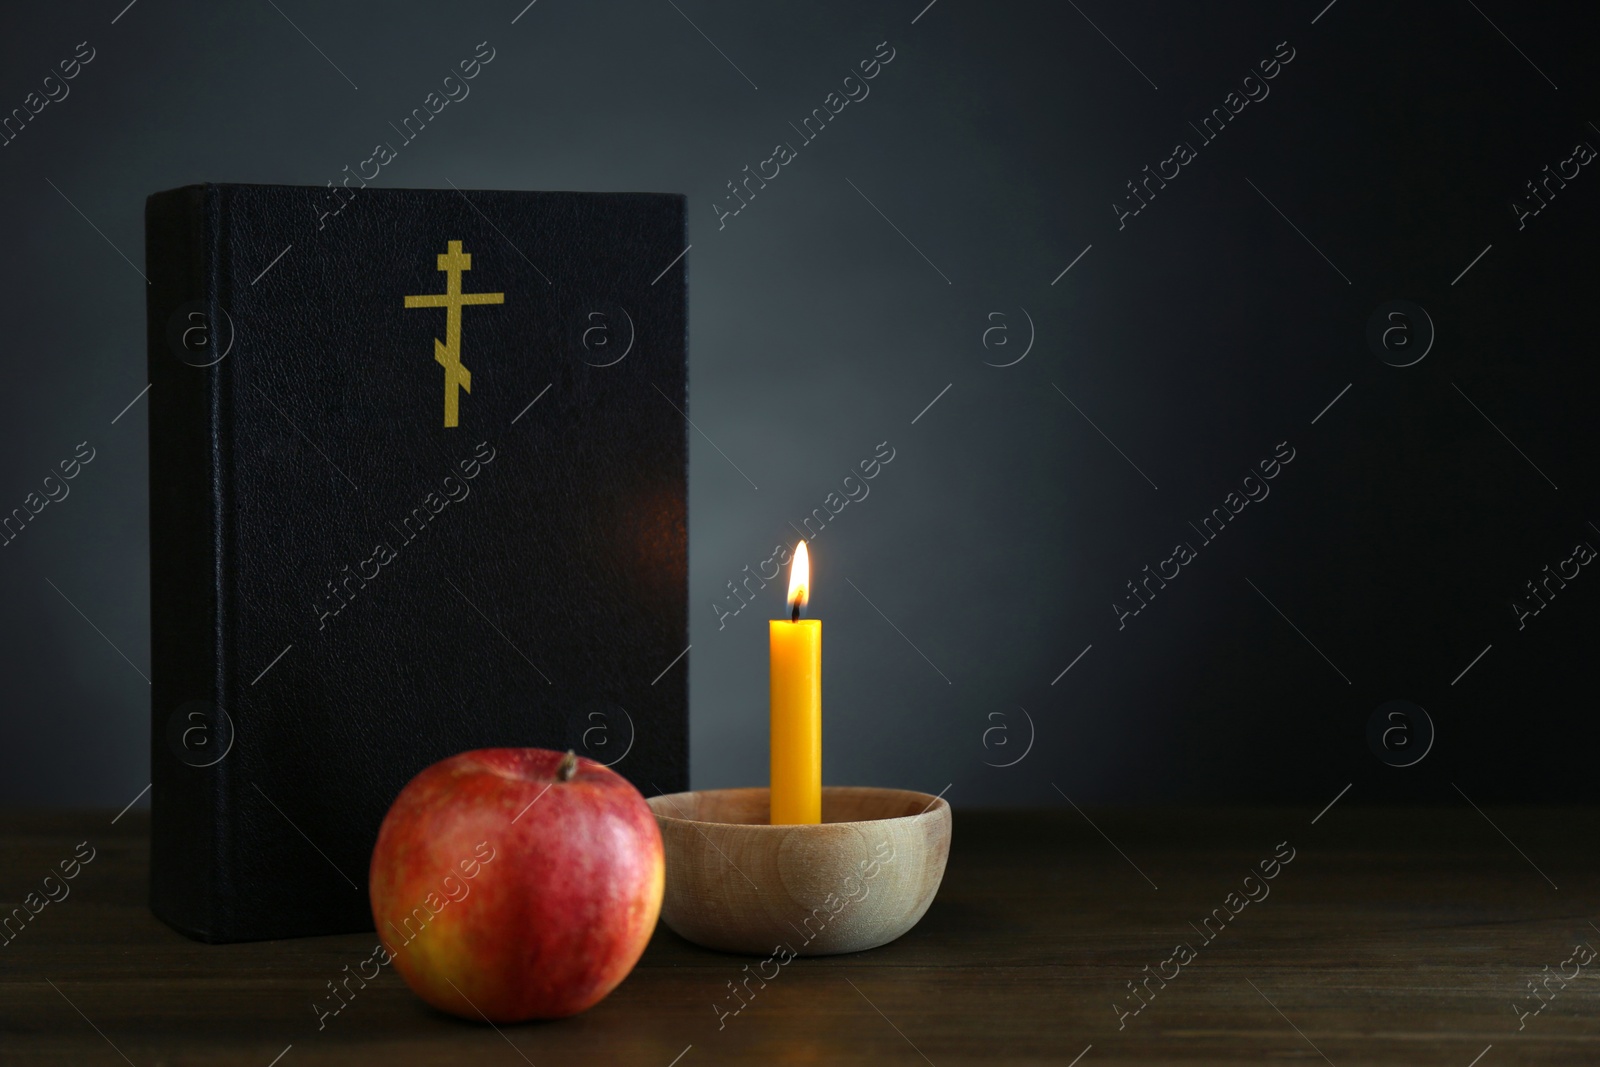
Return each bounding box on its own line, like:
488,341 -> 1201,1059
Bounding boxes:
369,748 -> 664,1021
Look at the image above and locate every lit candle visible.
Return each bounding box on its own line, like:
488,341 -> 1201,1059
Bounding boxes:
769,540 -> 821,825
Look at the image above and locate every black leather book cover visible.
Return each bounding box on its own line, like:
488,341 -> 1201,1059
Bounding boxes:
145,184 -> 688,943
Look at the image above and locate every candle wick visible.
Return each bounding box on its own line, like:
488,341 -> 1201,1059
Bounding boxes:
791,602 -> 800,623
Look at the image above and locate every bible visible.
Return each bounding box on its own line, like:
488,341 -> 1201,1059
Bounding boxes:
145,183 -> 688,942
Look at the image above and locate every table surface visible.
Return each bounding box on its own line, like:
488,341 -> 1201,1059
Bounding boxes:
2,805 -> 1596,1066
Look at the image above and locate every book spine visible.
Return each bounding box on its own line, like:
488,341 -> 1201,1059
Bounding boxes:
146,185 -> 235,941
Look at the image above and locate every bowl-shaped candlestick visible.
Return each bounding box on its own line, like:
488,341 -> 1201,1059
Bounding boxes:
646,786 -> 951,956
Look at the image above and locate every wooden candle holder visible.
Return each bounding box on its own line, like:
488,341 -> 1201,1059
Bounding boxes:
646,786 -> 951,956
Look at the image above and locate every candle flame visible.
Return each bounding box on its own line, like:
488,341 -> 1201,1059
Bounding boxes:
787,540 -> 810,618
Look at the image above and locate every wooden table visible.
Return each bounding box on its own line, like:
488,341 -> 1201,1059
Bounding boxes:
3,806 -> 1595,1065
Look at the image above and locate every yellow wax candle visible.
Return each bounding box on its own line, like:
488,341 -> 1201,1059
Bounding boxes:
769,540 -> 821,825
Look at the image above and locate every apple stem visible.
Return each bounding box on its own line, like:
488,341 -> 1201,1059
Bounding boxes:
557,750 -> 578,782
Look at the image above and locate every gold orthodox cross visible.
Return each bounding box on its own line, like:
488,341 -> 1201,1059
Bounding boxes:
404,240 -> 504,427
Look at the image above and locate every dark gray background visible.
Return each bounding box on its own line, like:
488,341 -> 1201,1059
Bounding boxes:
3,0 -> 1595,811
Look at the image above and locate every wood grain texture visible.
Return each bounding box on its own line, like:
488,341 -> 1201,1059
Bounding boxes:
647,786 -> 952,955
0,805 -> 1595,1065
